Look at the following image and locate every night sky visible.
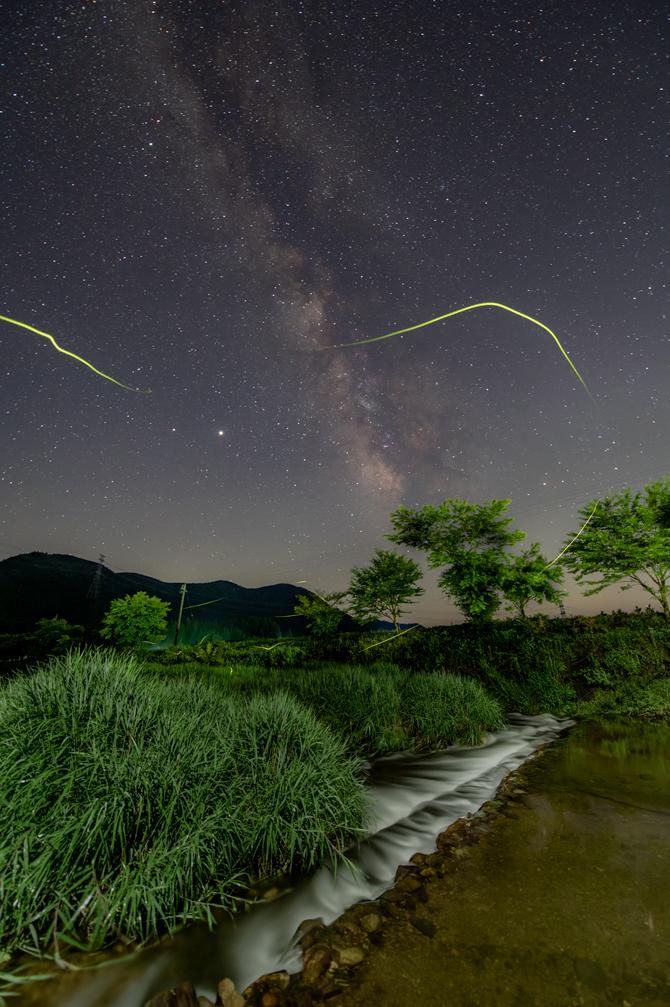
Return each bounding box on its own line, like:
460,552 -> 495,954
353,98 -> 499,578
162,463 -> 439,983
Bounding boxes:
1,0 -> 668,624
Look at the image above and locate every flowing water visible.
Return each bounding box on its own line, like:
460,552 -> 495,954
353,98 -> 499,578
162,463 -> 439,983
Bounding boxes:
342,716 -> 670,1007
16,713 -> 570,1006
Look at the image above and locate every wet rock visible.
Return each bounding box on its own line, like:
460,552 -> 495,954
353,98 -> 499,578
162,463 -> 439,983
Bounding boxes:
217,978 -> 245,1007
298,919 -> 325,952
381,901 -> 402,919
359,913 -> 382,933
574,958 -> 607,991
260,995 -> 280,1007
409,916 -> 437,939
396,874 -> 424,893
143,981 -> 199,1007
334,913 -> 365,939
438,820 -> 469,840
395,863 -> 419,882
255,973 -> 290,991
198,998 -> 214,1007
380,888 -> 406,902
425,853 -> 446,869
410,852 -> 427,865
262,888 -> 280,900
302,946 -> 332,985
334,946 -> 365,966
300,932 -> 317,953
419,867 -> 437,879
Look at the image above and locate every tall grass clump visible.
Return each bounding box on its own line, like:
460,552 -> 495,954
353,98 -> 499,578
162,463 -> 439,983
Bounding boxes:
0,650 -> 365,955
142,661 -> 507,755
402,673 -> 506,747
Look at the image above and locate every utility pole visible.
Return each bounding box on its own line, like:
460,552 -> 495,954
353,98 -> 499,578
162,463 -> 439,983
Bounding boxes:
174,584 -> 187,645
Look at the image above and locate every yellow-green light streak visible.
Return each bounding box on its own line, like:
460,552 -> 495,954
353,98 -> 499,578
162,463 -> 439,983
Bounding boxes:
0,315 -> 152,393
325,301 -> 594,403
542,501 -> 599,572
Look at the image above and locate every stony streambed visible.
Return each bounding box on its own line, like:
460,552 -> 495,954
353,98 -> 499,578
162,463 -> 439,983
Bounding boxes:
146,716 -> 670,1007
144,749 -> 553,1007
142,733 -> 568,1007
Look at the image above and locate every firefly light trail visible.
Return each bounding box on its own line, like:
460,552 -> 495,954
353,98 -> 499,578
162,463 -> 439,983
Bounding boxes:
0,315 -> 152,393
326,301 -> 594,403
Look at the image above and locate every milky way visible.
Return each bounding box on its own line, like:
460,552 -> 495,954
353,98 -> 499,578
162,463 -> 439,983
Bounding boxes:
1,1 -> 668,622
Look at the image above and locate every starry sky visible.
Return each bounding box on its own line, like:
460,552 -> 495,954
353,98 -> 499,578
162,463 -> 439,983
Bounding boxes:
1,0 -> 668,625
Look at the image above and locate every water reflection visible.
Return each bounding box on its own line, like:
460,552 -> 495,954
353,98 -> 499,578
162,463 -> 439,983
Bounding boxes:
344,716 -> 670,1007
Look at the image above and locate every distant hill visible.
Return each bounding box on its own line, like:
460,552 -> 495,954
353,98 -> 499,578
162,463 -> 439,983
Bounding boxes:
0,552 -> 360,638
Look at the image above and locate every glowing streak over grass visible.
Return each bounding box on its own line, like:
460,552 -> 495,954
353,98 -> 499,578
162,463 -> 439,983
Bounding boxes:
326,301 -> 594,403
542,501 -> 599,571
0,315 -> 152,393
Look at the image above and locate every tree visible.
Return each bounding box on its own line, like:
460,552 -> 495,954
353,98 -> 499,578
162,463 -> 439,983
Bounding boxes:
561,478 -> 670,621
500,544 -> 567,618
386,498 -> 525,621
293,591 -> 348,639
33,616 -> 85,655
347,548 -> 425,631
101,592 -> 171,648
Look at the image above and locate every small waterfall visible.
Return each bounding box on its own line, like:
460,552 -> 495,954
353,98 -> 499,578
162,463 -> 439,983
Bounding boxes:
58,713 -> 570,1007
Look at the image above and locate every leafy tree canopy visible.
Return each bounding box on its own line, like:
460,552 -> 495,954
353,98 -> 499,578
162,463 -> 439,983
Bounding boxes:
386,498 -> 564,621
347,548 -> 424,631
561,478 -> 670,621
500,544 -> 566,618
101,592 -> 171,648
293,591 -> 348,639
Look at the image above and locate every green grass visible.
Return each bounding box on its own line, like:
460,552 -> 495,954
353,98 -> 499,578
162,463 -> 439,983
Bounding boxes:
0,650 -> 365,956
7,609 -> 666,961
140,660 -> 507,753
572,678 -> 670,719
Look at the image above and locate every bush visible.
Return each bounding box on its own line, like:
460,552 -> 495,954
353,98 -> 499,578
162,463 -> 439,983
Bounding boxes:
0,650 -> 365,954
0,617 -> 85,668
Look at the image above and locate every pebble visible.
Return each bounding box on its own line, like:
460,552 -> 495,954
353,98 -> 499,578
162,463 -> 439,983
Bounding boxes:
218,979 -> 245,1007
334,946 -> 365,966
359,913 -> 382,933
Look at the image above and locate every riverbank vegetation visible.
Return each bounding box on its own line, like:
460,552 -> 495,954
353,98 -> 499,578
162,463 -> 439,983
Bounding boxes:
0,650 -> 366,957
140,606 -> 670,717
1,609 -> 669,966
2,476 -> 670,967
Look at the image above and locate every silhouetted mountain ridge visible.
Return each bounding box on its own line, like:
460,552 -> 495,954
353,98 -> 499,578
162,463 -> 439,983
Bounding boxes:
0,552 -> 348,636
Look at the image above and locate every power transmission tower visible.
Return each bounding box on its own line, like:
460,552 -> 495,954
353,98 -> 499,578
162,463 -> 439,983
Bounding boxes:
87,554 -> 106,598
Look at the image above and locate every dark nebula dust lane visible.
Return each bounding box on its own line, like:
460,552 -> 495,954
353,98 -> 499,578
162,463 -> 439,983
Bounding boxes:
1,0 -> 668,622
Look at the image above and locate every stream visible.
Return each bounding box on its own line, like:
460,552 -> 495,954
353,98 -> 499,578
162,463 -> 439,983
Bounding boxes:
21,713 -> 570,1006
